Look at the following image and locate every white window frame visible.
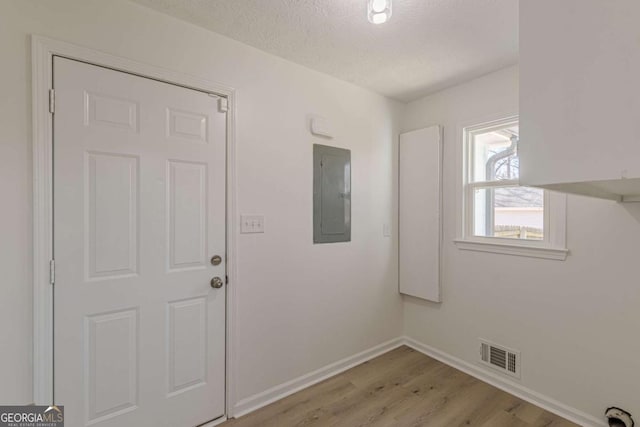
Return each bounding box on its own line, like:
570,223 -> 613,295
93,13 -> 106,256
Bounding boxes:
454,115 -> 568,260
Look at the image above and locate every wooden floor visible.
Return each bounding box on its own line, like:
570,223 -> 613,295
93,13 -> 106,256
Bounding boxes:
223,346 -> 578,427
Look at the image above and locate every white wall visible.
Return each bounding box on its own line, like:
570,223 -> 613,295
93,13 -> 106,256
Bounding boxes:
4,3 -> 635,422
402,65 -> 640,422
0,0 -> 404,405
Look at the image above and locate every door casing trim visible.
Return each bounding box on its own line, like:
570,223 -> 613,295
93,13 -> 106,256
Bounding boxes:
31,35 -> 239,419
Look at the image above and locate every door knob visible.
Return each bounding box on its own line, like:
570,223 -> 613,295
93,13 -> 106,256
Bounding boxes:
210,277 -> 224,289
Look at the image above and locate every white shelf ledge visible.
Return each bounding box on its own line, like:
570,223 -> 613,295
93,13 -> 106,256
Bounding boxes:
454,239 -> 569,261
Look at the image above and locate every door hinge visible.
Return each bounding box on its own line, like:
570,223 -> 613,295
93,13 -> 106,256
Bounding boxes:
49,259 -> 55,285
49,89 -> 55,114
218,97 -> 228,113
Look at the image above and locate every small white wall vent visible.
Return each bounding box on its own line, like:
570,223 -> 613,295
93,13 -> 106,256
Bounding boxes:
479,339 -> 520,379
310,117 -> 333,138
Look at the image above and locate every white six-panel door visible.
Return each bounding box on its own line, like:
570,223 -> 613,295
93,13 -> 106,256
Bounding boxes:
53,57 -> 226,427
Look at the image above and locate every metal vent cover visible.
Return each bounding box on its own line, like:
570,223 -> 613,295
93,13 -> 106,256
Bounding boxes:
480,339 -> 520,378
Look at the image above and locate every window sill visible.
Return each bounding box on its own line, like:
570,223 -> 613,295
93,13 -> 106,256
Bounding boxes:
454,239 -> 569,261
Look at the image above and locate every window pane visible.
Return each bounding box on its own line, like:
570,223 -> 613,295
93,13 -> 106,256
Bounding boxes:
473,186 -> 544,240
470,124 -> 519,182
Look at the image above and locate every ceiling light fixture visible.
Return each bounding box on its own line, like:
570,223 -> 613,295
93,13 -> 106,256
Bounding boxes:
368,0 -> 392,24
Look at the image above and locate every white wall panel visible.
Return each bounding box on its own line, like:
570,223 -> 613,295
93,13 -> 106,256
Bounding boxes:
0,0 -> 404,406
402,65 -> 640,423
399,126 -> 442,302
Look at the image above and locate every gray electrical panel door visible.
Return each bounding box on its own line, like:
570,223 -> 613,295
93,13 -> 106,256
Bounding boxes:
313,144 -> 351,243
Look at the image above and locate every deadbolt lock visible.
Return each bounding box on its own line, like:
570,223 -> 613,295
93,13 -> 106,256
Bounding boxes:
211,255 -> 222,266
210,277 -> 224,289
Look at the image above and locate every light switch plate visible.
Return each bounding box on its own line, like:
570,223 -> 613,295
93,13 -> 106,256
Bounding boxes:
240,215 -> 265,233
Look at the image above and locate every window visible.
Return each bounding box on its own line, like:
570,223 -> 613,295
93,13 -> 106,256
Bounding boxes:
456,116 -> 568,260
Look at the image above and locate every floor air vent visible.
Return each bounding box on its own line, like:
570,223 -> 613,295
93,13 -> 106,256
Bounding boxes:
479,339 -> 520,379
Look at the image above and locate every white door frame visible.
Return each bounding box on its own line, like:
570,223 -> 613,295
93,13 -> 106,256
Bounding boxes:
31,35 -> 239,419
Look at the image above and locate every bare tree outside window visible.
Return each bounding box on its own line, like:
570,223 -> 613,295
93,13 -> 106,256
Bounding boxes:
465,120 -> 544,241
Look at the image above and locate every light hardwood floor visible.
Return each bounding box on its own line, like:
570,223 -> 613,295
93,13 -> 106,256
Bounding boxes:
223,346 -> 579,427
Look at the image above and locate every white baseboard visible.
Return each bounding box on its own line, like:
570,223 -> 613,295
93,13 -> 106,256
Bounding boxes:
231,335 -> 605,427
402,336 -> 605,427
199,416 -> 227,427
232,337 -> 404,418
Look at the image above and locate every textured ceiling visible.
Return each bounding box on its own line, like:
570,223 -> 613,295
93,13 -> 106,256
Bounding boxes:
130,0 -> 519,102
